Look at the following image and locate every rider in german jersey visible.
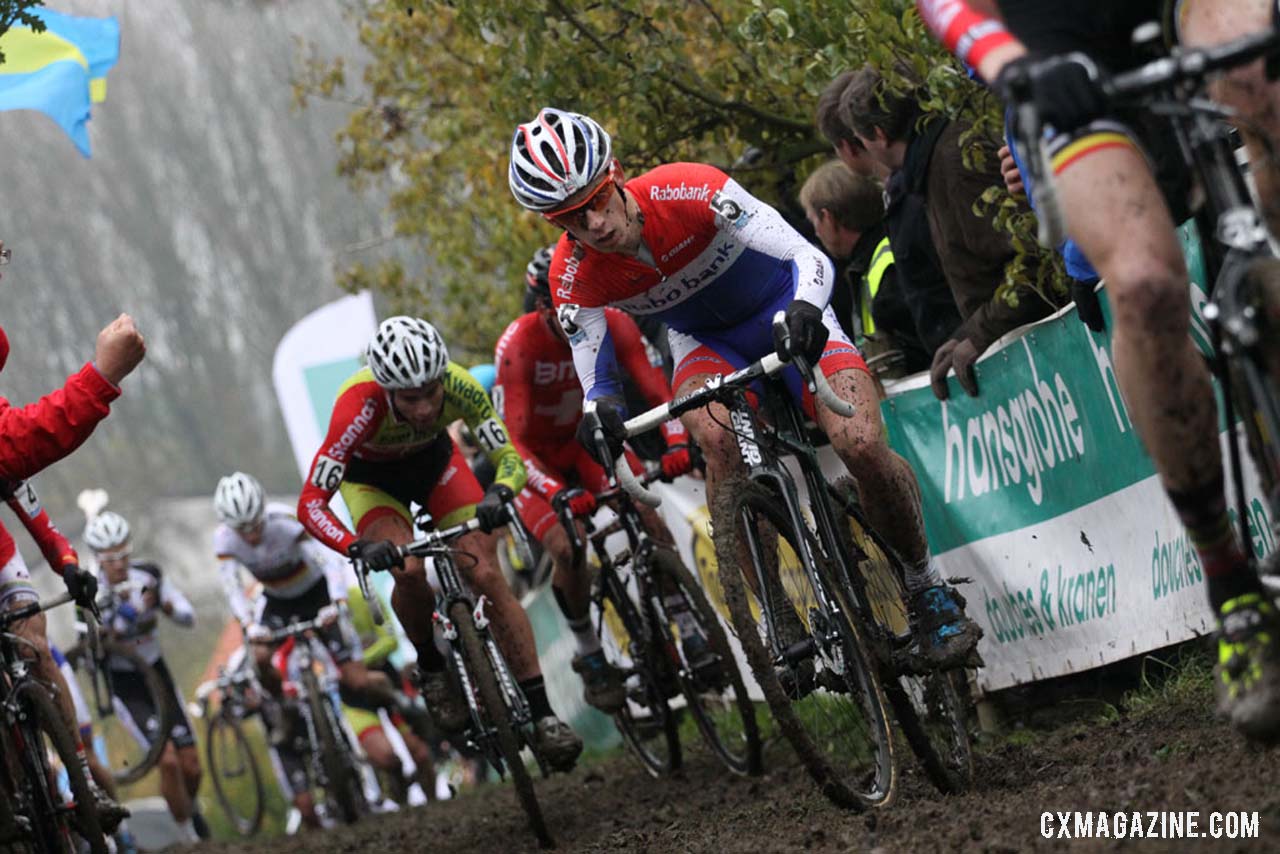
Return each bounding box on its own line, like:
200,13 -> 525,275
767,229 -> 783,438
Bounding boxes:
916,0 -> 1280,741
298,317 -> 583,770
213,473 -> 404,759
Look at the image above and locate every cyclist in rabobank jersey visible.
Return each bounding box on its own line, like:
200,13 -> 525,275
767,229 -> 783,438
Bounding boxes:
508,108 -> 981,669
298,316 -> 583,769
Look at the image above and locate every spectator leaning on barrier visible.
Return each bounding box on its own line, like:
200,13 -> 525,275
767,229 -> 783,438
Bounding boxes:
818,71 -> 963,363
799,160 -> 931,376
842,65 -> 1063,401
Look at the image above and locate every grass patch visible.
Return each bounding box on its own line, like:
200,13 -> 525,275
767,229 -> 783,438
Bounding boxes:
1121,646 -> 1214,722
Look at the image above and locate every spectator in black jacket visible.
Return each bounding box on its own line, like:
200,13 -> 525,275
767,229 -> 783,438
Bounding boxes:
817,71 -> 963,366
799,160 -> 931,376
842,65 -> 1063,400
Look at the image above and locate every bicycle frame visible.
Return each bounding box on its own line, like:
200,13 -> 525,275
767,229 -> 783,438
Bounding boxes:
269,620 -> 355,785
392,513 -> 536,772
557,472 -> 691,682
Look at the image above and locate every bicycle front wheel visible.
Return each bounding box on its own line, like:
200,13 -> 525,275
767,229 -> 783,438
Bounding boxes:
599,573 -> 681,777
712,476 -> 896,810
650,547 -> 762,776
829,477 -> 975,794
13,680 -> 109,854
303,671 -> 366,825
64,641 -> 173,785
450,600 -> 552,849
205,711 -> 265,837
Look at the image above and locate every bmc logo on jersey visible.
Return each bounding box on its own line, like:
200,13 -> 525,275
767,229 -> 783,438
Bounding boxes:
650,182 -> 711,202
534,360 -> 577,385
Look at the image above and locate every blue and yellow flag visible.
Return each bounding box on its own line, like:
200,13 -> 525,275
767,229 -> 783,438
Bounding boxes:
0,8 -> 120,157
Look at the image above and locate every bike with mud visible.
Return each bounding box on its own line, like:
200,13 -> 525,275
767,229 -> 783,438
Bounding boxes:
614,322 -> 975,810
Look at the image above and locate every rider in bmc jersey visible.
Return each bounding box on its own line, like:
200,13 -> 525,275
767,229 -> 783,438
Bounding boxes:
298,317 -> 583,770
84,510 -> 209,842
508,108 -> 982,670
494,247 -> 694,712
915,0 -> 1280,740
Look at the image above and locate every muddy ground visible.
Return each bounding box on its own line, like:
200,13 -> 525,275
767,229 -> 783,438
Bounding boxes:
194,652 -> 1280,853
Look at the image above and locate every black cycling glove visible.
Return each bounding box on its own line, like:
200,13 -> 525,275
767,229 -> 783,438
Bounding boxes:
475,484 -> 515,533
62,565 -> 98,610
1071,278 -> 1106,333
576,396 -> 628,466
775,299 -> 828,365
996,53 -> 1107,135
347,539 -> 401,572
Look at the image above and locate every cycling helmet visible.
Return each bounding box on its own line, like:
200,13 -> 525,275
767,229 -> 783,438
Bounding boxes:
525,245 -> 555,305
509,108 -> 613,212
85,510 -> 130,552
366,316 -> 449,390
215,471 -> 265,528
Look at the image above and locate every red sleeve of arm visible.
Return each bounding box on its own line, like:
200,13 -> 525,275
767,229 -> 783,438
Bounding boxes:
298,387 -> 383,554
495,320 -> 565,501
916,0 -> 1014,69
5,483 -> 78,573
0,363 -> 120,482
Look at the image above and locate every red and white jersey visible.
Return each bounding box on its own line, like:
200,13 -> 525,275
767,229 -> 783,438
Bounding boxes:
548,162 -> 833,403
493,309 -> 685,499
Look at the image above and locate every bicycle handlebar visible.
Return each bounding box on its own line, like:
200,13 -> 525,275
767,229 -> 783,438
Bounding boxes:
1014,27 -> 1280,250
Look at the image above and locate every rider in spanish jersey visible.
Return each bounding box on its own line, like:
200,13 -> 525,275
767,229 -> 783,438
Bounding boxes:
494,247 -> 695,712
915,0 -> 1280,740
212,473 -> 407,757
508,108 -> 981,671
298,316 -> 583,769
83,510 -> 209,842
0,477 -> 127,830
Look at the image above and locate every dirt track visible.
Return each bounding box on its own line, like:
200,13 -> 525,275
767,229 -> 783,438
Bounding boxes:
193,656 -> 1280,853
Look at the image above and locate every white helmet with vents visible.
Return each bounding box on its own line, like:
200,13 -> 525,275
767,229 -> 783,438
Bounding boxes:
366,316 -> 449,390
215,471 -> 265,529
85,510 -> 130,553
509,108 -> 613,212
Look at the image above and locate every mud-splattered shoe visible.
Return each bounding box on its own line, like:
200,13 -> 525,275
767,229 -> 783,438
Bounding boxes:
1216,592 -> 1280,742
908,585 -> 983,670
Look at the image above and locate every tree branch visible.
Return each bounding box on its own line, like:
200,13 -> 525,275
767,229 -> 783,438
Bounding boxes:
547,0 -> 814,134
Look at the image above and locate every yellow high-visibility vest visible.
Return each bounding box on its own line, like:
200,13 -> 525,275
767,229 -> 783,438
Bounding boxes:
861,237 -> 894,337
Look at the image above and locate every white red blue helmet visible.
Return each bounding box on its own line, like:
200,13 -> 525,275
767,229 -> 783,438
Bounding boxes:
509,108 -> 613,212
85,511 -> 130,552
366,316 -> 449,390
215,471 -> 265,528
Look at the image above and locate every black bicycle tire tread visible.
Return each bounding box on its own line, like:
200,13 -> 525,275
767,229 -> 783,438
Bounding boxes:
449,599 -> 553,849
204,712 -> 264,836
17,680 -> 108,854
711,475 -> 895,811
92,641 -> 173,785
303,670 -> 363,825
602,571 -> 681,777
827,477 -> 975,794
651,546 -> 763,776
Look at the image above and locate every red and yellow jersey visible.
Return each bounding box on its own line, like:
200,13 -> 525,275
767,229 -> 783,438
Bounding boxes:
298,362 -> 525,553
